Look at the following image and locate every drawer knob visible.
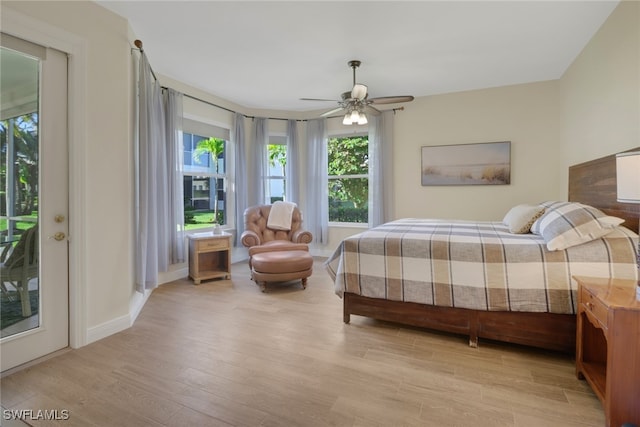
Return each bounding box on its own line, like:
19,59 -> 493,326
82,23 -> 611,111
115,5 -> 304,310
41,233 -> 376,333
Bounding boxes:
586,302 -> 593,311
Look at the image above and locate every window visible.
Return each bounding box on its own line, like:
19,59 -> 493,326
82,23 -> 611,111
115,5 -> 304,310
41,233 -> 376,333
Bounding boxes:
328,135 -> 368,223
183,132 -> 227,229
266,136 -> 287,204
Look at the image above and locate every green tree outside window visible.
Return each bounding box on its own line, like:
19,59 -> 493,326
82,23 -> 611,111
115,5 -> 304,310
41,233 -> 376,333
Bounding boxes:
328,136 -> 368,223
193,137 -> 225,224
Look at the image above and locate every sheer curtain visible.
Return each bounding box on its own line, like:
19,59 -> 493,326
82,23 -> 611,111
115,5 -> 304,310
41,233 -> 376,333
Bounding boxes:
250,117 -> 268,206
305,118 -> 328,243
286,119 -> 300,203
368,110 -> 395,227
135,52 -> 184,291
233,113 -> 247,245
165,89 -> 185,264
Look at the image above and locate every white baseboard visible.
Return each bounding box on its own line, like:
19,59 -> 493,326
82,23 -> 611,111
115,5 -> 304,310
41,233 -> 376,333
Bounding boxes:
129,287 -> 152,323
158,266 -> 189,285
86,286 -> 153,345
85,312 -> 132,345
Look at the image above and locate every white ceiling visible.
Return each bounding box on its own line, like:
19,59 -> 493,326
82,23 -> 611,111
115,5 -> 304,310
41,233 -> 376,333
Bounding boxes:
95,1 -> 618,113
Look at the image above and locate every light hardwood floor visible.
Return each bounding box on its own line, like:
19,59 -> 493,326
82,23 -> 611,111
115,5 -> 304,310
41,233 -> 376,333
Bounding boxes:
1,259 -> 604,426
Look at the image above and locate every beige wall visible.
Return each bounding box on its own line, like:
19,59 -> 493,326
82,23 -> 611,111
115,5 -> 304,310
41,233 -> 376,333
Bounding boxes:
559,0 -> 640,191
394,81 -> 562,222
2,0 -> 637,344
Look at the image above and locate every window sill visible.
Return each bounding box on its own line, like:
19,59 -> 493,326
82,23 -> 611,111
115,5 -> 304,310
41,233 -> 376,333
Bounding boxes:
328,222 -> 368,229
183,226 -> 236,234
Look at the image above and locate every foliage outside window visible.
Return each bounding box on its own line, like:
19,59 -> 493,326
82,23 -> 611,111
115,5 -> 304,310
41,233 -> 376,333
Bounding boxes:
328,136 -> 368,223
183,134 -> 227,230
266,141 -> 287,204
0,114 -> 39,237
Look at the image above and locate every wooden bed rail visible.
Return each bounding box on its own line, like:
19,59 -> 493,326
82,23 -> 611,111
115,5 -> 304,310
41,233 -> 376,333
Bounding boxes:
344,293 -> 576,353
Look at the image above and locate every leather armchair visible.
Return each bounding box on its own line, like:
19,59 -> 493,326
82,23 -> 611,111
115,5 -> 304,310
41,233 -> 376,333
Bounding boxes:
241,205 -> 314,291
240,204 -> 313,250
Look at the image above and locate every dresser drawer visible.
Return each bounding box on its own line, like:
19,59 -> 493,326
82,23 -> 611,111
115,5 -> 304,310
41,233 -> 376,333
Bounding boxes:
196,237 -> 230,251
580,287 -> 608,329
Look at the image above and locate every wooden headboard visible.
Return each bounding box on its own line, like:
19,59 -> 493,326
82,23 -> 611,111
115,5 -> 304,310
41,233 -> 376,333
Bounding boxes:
569,147 -> 640,234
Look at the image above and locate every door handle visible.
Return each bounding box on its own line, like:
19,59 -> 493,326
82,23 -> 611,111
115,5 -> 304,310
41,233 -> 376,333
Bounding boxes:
49,232 -> 66,241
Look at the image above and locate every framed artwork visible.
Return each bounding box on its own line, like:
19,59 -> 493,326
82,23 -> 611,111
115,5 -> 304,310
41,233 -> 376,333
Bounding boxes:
421,141 -> 511,186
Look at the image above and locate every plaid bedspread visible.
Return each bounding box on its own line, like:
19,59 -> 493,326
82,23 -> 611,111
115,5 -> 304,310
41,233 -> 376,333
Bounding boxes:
325,219 -> 639,314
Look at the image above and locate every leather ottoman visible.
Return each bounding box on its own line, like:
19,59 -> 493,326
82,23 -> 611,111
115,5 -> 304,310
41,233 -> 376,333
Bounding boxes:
250,250 -> 313,292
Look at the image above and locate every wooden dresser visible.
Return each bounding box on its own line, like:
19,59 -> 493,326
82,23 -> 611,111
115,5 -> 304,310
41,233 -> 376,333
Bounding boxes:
574,276 -> 640,427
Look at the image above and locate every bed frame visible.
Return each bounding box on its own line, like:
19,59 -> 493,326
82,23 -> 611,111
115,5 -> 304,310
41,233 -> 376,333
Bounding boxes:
343,148 -> 640,353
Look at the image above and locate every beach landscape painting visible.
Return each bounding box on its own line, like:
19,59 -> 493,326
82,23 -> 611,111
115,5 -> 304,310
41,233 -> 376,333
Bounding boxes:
421,141 -> 511,186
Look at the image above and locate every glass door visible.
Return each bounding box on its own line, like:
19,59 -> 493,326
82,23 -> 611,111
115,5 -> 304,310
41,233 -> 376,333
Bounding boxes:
1,37 -> 69,372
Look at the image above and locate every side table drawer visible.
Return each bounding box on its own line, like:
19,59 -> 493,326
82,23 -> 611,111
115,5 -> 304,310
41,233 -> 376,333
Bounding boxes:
580,287 -> 608,329
197,238 -> 229,251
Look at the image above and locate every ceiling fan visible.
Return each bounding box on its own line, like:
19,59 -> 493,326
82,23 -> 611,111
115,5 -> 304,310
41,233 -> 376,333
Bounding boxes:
301,60 -> 414,125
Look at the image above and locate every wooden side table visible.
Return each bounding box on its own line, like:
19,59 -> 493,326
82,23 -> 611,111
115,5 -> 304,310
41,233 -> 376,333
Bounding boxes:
574,276 -> 640,427
187,232 -> 232,284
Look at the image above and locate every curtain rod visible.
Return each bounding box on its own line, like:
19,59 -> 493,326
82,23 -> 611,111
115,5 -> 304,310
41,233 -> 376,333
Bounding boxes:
132,40 -> 158,81
178,90 -> 404,123
178,91 -> 298,123
131,39 -> 404,123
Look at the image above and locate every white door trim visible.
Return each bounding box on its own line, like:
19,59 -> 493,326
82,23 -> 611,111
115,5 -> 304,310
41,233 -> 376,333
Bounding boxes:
2,7 -> 88,348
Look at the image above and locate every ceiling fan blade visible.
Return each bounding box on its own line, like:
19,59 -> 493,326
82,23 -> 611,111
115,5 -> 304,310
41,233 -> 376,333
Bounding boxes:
300,97 -> 339,102
351,84 -> 368,101
320,107 -> 345,117
364,105 -> 382,116
369,95 -> 415,105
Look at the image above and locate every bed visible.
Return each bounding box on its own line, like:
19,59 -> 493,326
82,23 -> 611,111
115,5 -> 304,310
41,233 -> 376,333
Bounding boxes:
325,150 -> 640,353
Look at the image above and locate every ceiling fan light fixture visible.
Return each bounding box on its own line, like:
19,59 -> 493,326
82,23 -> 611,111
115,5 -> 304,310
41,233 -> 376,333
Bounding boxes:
305,60 -> 413,122
351,84 -> 368,100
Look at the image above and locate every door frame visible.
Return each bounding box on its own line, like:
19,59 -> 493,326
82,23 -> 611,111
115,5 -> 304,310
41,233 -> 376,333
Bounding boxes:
2,7 -> 88,349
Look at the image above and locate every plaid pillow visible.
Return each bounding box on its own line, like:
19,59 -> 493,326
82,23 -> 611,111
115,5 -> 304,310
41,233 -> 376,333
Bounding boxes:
531,201 -> 623,251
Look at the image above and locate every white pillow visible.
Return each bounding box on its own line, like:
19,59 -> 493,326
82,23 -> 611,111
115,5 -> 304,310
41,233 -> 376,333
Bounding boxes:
502,204 -> 546,234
